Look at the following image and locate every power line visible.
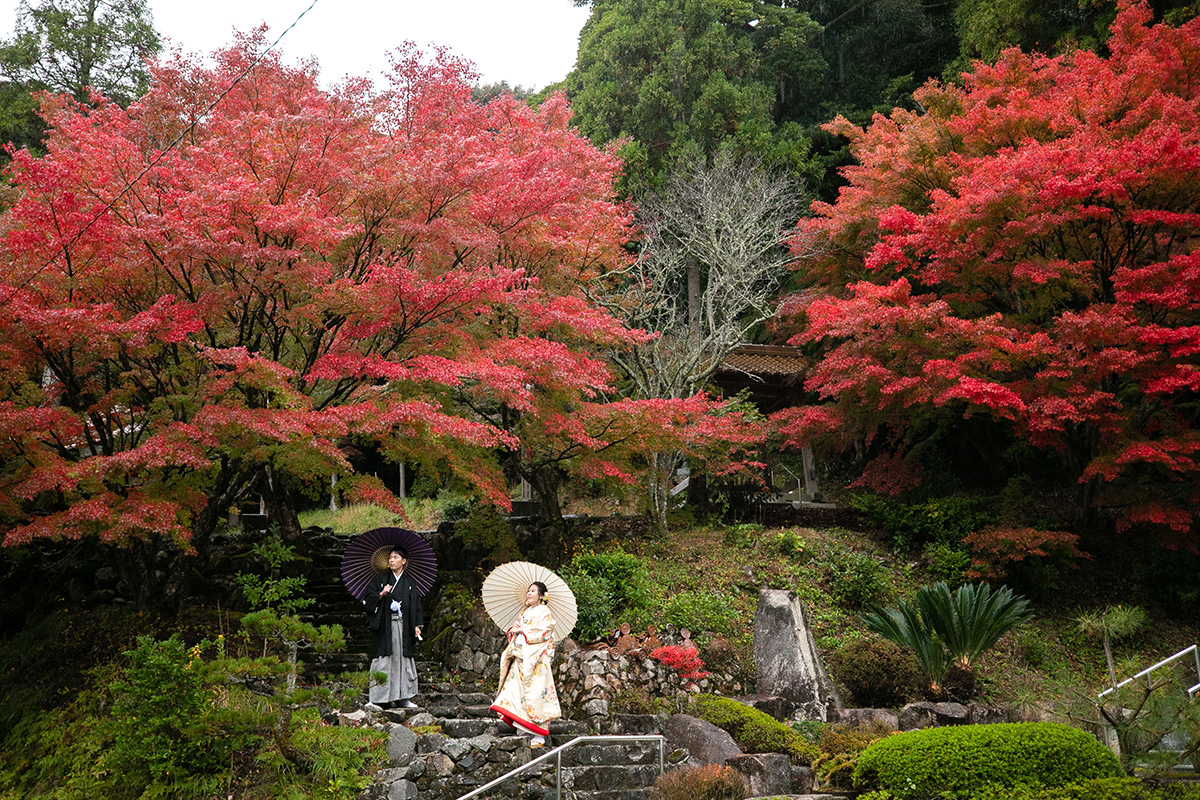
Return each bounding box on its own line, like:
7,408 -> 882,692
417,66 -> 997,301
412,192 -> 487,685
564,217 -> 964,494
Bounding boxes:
0,0 -> 322,308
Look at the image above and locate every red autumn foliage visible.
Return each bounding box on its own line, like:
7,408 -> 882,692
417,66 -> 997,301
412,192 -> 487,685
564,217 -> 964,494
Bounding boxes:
964,526 -> 1092,580
0,35 -> 758,577
847,452 -> 925,496
776,1 -> 1200,550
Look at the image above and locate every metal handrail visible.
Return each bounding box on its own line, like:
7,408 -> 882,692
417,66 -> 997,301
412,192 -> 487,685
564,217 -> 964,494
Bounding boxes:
454,734 -> 666,800
1097,644 -> 1200,700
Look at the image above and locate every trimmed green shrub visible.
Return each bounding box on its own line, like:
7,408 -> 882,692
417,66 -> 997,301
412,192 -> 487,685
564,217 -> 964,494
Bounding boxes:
850,778 -> 1200,800
970,777 -> 1200,799
565,548 -> 652,613
852,722 -> 1123,799
691,694 -> 821,765
827,638 -> 920,708
563,570 -> 615,642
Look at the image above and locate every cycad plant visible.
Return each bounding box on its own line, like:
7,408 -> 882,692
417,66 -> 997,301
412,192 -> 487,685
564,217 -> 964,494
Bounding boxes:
922,581 -> 1032,669
860,597 -> 949,693
862,582 -> 1032,694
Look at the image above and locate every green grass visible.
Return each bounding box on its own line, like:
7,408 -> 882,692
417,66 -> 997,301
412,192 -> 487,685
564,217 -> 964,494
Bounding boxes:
298,500 -> 441,532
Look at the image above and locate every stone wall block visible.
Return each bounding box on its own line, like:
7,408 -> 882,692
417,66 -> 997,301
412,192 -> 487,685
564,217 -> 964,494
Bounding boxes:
442,738 -> 472,761
387,779 -> 418,800
582,698 -> 609,717
424,753 -> 455,778
404,757 -> 425,780
387,724 -> 418,760
416,732 -> 448,754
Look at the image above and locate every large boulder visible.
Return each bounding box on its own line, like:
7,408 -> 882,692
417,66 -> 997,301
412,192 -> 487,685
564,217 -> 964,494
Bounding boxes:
898,701 -> 969,730
726,753 -> 793,796
665,713 -> 741,766
754,589 -> 843,721
835,708 -> 900,730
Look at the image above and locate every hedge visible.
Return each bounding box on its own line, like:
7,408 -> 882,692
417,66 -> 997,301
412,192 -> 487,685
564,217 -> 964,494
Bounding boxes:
690,694 -> 820,765
852,722 -> 1122,799
970,778 -> 1200,800
862,778 -> 1200,800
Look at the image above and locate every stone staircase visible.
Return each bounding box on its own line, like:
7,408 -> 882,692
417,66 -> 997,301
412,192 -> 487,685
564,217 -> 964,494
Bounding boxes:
290,534 -> 671,800
299,529 -> 373,675
356,664 -> 669,800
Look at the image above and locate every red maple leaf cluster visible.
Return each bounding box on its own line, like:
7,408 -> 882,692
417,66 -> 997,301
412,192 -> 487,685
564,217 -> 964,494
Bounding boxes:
776,1 -> 1200,550
0,34 -> 761,567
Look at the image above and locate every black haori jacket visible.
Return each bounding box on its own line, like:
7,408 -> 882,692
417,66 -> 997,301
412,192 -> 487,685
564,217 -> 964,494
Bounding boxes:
364,571 -> 424,659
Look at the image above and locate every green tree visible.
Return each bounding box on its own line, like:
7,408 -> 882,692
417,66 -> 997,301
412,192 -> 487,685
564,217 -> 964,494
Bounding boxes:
0,0 -> 161,104
563,0 -> 825,188
1077,604 -> 1148,689
952,0 -> 1198,68
0,0 -> 160,163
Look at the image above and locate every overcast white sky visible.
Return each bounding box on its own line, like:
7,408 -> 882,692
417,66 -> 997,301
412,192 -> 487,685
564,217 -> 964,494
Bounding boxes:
0,0 -> 591,91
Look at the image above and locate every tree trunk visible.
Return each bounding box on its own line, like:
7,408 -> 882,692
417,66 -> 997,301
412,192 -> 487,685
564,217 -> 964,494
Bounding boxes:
526,466 -> 566,526
647,450 -> 681,536
1103,633 -> 1117,689
259,466 -> 302,541
687,258 -> 701,348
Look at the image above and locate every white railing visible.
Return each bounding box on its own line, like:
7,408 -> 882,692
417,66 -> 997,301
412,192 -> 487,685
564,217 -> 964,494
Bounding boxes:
1097,644 -> 1200,700
455,734 -> 666,800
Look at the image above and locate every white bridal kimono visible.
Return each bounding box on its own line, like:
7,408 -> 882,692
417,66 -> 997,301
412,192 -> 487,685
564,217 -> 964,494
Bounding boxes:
489,603 -> 562,736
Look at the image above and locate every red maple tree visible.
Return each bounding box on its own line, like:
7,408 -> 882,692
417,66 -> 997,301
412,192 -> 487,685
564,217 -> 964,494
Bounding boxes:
0,34 -> 742,599
777,1 -> 1200,550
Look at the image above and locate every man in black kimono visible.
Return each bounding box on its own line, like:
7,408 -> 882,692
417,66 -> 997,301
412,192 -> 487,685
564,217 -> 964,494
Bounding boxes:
364,546 -> 423,708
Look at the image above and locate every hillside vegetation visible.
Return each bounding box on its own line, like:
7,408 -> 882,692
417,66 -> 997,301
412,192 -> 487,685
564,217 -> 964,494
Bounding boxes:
2,499 -> 1196,798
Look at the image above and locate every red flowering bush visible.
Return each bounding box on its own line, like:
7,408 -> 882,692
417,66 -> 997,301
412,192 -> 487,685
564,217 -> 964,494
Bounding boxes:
650,644 -> 710,681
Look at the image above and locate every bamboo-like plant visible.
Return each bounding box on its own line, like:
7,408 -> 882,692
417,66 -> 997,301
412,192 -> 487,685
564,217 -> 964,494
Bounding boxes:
862,582 -> 1031,694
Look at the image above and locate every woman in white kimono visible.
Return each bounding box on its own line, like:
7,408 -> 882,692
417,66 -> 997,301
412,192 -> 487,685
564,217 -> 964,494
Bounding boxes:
489,581 -> 562,747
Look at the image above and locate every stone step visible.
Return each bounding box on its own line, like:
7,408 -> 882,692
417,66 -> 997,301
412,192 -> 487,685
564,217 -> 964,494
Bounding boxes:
568,791 -> 653,800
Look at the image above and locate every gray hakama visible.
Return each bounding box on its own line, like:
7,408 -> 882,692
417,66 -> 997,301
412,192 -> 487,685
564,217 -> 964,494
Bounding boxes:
368,612 -> 419,704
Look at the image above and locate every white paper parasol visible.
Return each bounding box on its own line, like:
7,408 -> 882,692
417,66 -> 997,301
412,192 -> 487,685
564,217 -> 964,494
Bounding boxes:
482,561 -> 577,639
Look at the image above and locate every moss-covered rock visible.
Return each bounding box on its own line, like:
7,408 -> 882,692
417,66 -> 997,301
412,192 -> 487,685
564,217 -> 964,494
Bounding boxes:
690,694 -> 820,765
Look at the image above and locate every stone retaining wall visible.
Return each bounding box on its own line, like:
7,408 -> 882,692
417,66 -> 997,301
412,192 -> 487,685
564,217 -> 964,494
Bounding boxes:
435,605 -> 745,722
